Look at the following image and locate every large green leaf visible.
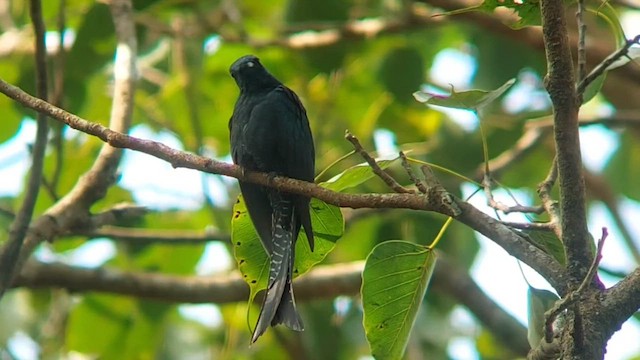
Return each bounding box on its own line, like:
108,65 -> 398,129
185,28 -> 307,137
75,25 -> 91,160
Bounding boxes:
320,157 -> 400,192
413,78 -> 515,111
232,195 -> 343,303
362,240 -> 436,360
527,287 -> 559,348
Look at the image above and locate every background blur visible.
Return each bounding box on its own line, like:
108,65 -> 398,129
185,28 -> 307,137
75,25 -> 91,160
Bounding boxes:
1,0 -> 639,359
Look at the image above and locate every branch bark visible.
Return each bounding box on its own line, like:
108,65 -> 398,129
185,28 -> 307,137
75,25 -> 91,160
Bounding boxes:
13,257 -> 530,356
540,0 -> 591,283
0,78 -> 569,292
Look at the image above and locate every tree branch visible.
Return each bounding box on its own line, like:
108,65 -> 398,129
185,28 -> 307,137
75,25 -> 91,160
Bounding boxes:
0,0 -> 139,301
0,77 -> 568,292
576,34 -> 640,100
601,267 -> 640,335
540,0 -> 591,282
0,0 -> 49,298
75,226 -> 230,244
455,201 -> 568,293
346,131 -> 413,194
13,257 -> 530,356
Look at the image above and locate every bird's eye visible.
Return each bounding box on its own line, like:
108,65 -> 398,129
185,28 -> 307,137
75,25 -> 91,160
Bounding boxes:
246,61 -> 255,68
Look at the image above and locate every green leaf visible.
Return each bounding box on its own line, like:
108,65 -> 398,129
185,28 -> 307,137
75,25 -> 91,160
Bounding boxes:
67,294 -> 169,358
362,241 -> 436,360
231,195 -> 343,305
320,157 -> 400,192
580,2 -> 630,102
413,78 -> 516,111
605,132 -> 640,201
521,228 -> 566,265
437,0 -> 542,29
527,287 -> 559,348
582,71 -> 606,104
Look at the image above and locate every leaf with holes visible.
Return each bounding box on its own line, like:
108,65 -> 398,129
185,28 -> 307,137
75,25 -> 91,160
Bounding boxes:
231,195 -> 343,306
362,241 -> 436,360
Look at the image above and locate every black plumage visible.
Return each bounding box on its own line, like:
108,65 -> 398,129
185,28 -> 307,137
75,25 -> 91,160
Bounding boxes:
229,55 -> 315,343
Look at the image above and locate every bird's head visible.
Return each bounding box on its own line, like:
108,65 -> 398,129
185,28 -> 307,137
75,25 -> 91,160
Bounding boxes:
230,55 -> 280,92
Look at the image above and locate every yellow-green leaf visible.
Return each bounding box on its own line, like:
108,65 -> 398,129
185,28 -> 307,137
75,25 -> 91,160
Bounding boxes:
362,240 -> 436,360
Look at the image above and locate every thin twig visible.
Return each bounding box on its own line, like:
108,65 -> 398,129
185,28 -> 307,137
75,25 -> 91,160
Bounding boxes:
49,0 -> 68,196
345,130 -> 414,194
477,126 -> 550,181
577,34 -> 640,99
0,0 -> 50,299
576,0 -> 587,85
537,157 -> 562,244
399,151 -> 427,193
483,175 -> 545,215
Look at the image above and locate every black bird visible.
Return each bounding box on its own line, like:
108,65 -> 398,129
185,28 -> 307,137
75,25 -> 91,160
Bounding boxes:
229,55 -> 315,343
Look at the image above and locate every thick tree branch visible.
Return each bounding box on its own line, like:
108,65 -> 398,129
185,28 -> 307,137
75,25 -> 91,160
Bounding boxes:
601,267 -> 640,335
0,0 -> 49,298
455,201 -> 568,294
13,257 -> 530,356
540,0 -> 591,282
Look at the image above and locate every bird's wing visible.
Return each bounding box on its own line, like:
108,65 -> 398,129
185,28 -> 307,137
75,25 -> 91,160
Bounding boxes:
245,86 -> 314,180
246,86 -> 315,250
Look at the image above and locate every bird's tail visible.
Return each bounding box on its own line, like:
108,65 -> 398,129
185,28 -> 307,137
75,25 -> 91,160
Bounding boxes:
251,195 -> 303,343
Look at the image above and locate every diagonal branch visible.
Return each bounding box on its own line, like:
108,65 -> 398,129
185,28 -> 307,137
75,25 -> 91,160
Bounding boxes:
345,131 -> 413,194
0,77 -> 568,292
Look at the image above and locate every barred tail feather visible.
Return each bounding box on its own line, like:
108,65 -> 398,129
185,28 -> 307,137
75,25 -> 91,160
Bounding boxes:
251,196 -> 303,343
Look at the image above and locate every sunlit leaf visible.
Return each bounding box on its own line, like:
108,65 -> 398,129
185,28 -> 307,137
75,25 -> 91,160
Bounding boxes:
413,78 -> 516,111
436,0 -> 542,29
320,157 -> 400,192
362,241 -> 436,360
232,195 -> 343,304
527,287 -> 559,348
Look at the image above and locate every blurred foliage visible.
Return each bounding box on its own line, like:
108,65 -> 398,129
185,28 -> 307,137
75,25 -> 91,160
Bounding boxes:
0,0 -> 639,359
